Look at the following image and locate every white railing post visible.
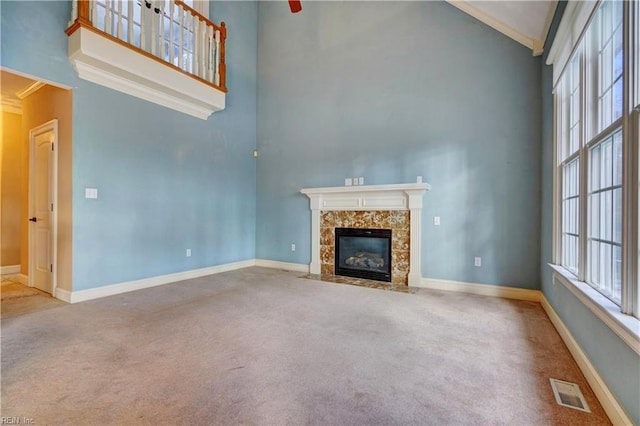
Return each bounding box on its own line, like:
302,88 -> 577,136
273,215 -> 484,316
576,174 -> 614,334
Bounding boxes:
214,28 -> 221,86
69,0 -> 78,27
117,0 -> 123,39
127,0 -> 134,44
178,3 -> 184,70
92,0 -> 99,28
193,17 -> 199,77
159,0 -> 166,60
169,0 -> 175,65
207,25 -> 214,83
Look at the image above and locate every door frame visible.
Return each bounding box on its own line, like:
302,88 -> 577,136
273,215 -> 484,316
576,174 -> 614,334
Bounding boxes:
28,119 -> 58,295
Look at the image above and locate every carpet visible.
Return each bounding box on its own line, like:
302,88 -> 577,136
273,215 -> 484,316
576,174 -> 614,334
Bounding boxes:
1,267 -> 610,425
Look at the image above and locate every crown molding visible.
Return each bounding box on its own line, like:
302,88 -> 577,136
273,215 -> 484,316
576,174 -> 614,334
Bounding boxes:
446,0 -> 546,56
0,98 -> 22,115
16,81 -> 45,100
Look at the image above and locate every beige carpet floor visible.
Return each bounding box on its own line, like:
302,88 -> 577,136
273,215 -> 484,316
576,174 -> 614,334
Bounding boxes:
1,267 -> 610,425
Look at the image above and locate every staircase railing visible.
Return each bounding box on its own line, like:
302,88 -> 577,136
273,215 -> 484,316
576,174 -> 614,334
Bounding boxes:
66,0 -> 226,92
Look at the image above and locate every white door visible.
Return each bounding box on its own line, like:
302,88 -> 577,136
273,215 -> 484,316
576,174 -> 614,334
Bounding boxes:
29,121 -> 57,295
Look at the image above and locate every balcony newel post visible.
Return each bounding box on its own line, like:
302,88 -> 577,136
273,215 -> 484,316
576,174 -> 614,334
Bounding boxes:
77,0 -> 91,25
219,21 -> 227,91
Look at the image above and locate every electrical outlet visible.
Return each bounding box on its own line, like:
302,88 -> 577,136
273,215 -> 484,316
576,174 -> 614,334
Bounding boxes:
291,243 -> 296,252
352,177 -> 359,186
186,249 -> 191,257
358,177 -> 364,185
417,176 -> 423,183
434,216 -> 440,226
474,257 -> 482,267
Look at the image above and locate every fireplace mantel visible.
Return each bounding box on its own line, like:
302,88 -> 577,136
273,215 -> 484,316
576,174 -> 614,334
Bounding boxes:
301,183 -> 430,286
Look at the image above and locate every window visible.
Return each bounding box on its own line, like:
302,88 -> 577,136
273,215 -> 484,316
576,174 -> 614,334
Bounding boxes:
553,0 -> 639,319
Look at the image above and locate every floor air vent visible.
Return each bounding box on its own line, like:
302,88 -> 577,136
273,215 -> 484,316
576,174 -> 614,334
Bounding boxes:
549,378 -> 591,412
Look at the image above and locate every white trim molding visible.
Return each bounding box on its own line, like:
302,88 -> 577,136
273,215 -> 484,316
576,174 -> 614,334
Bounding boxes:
300,183 -> 430,286
0,265 -> 21,275
541,295 -> 633,425
0,98 -> 22,115
445,0 -> 551,56
67,26 -> 225,120
550,264 -> 640,356
16,81 -> 45,100
66,260 -> 254,303
254,259 -> 309,273
417,277 -> 542,302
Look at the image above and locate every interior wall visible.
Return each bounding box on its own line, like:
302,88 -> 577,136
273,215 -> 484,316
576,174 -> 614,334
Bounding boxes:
1,1 -> 258,291
21,85 -> 73,291
540,3 -> 640,423
256,1 -> 542,289
1,111 -> 23,267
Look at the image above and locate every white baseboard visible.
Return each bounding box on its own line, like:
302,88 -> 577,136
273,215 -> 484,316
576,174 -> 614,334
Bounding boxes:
254,259 -> 309,273
55,287 -> 72,303
67,259 -> 255,303
0,265 -> 20,275
418,277 -> 542,302
540,295 -> 632,426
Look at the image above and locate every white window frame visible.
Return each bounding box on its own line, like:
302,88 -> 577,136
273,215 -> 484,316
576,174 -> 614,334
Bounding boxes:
548,0 -> 640,355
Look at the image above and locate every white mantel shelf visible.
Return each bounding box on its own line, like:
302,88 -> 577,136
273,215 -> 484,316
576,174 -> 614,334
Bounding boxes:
300,182 -> 430,286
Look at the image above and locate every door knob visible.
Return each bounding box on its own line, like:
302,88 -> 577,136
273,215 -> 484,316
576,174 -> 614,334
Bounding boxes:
29,217 -> 37,222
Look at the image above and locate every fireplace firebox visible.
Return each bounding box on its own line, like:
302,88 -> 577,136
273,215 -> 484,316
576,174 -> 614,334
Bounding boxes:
335,227 -> 392,282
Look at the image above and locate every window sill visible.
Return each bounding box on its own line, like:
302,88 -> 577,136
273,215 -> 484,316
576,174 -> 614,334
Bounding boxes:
548,264 -> 640,356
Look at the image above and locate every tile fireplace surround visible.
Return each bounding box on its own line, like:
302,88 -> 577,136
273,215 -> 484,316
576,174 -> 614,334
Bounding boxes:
301,183 -> 430,286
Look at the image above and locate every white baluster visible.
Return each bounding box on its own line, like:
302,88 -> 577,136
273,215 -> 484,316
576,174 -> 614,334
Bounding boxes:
169,0 -> 175,65
178,4 -> 184,70
199,22 -> 205,78
117,0 -> 123,40
193,16 -> 199,77
92,0 -> 98,28
159,0 -> 166,60
127,0 -> 134,44
140,0 -> 146,50
214,28 -> 220,86
150,0 -> 157,55
207,25 -> 214,82
105,0 -> 112,34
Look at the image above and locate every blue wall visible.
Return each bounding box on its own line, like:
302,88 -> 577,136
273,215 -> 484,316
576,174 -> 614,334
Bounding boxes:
540,3 -> 640,423
256,1 -> 542,288
1,1 -> 258,290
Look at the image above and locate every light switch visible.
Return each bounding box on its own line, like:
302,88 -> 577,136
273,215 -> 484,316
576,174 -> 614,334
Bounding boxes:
358,177 -> 364,185
434,216 -> 440,226
345,178 -> 352,186
85,188 -> 98,199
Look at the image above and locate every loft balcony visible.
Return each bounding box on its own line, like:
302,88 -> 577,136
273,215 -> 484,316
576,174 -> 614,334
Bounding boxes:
66,0 -> 226,119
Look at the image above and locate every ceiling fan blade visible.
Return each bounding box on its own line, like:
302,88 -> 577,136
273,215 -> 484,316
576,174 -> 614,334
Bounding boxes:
289,0 -> 302,13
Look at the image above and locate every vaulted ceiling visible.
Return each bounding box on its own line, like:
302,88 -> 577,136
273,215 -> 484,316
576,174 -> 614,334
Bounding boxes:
447,1 -> 558,55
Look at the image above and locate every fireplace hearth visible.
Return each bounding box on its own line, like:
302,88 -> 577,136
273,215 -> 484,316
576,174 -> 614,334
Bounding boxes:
335,227 -> 392,282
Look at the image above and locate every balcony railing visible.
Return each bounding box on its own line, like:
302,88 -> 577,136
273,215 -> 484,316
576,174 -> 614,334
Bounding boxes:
67,0 -> 226,93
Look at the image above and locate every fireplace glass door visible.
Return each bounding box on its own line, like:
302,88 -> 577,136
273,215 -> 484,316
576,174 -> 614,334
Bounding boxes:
335,228 -> 392,282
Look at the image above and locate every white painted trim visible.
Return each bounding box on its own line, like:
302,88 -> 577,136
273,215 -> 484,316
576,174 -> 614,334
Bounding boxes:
0,265 -> 21,275
445,0 -> 543,55
300,183 -> 430,196
550,264 -> 640,356
254,259 -> 309,273
67,27 -> 225,120
16,81 -> 45,100
28,119 -> 58,297
66,260 -> 254,303
417,277 -> 541,302
541,294 -> 633,426
55,288 -> 72,303
0,98 -> 22,115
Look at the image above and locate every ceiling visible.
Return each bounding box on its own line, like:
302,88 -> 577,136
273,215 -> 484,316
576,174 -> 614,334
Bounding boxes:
446,0 -> 558,55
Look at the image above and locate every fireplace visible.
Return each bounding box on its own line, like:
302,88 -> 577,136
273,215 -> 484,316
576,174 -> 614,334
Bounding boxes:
335,227 -> 392,282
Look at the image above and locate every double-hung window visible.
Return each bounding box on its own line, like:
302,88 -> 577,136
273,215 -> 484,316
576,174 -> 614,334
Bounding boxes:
553,0 -> 639,324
